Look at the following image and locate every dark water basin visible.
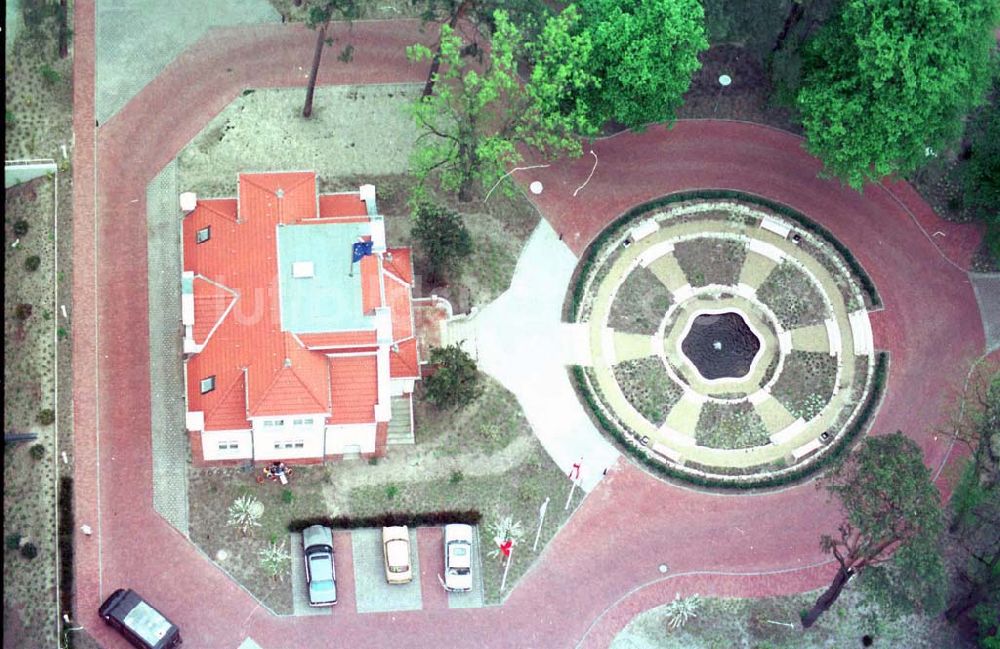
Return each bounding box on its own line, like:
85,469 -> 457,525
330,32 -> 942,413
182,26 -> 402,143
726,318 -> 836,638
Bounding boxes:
681,311 -> 761,380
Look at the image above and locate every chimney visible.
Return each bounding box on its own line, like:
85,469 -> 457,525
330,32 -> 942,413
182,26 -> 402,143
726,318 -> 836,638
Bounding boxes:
359,184 -> 377,216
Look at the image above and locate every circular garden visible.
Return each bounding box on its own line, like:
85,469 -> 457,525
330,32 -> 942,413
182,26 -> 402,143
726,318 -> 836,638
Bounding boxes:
570,193 -> 886,487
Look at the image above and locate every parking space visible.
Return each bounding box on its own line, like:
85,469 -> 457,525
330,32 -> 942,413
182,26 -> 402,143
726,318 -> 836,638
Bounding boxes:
447,526 -> 485,609
351,528 -> 423,614
288,533 -> 333,616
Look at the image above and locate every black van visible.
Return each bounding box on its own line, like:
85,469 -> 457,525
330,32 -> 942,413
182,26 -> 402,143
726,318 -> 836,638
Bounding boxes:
98,589 -> 182,649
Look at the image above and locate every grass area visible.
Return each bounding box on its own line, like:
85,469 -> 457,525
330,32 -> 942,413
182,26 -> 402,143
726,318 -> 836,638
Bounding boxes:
188,377 -> 573,609
695,401 -> 771,449
188,465 -> 330,614
613,357 -> 683,426
3,175 -> 60,649
608,266 -> 673,334
771,351 -> 837,421
755,261 -> 828,328
673,237 -> 747,287
610,587 -> 968,649
4,6 -> 73,161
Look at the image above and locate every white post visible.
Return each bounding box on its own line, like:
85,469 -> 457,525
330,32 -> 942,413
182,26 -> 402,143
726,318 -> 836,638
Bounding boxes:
532,497 -> 550,552
500,545 -> 513,592
564,475 -> 580,511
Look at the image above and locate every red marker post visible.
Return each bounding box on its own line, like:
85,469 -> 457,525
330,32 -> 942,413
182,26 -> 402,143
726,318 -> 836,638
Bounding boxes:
565,458 -> 583,510
499,539 -> 514,592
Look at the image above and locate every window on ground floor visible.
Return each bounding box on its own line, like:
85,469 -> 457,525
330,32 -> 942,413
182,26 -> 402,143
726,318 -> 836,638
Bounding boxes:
217,440 -> 239,451
273,440 -> 305,450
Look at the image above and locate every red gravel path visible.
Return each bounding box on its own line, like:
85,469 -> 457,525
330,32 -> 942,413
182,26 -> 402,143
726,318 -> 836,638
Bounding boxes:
71,2 -> 986,646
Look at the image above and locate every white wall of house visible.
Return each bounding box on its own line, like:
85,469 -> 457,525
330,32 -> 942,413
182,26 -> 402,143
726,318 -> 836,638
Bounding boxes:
325,422 -> 377,454
253,428 -> 325,461
202,429 -> 253,461
390,378 -> 416,396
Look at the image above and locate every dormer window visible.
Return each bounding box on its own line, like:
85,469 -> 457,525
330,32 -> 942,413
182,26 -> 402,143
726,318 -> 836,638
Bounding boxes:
196,226 -> 211,244
200,375 -> 216,394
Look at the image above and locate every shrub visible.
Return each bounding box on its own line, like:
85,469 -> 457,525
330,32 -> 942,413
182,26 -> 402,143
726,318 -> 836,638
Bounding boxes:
5,533 -> 22,550
385,484 -> 399,500
13,220 -> 30,236
288,510 -> 481,532
5,109 -> 14,126
258,540 -> 291,581
663,593 -> 701,630
449,469 -> 464,485
281,488 -> 294,505
20,542 -> 38,559
37,408 -> 55,425
411,201 -> 473,284
424,345 -> 482,410
227,494 -> 264,535
368,456 -> 379,466
15,304 -> 33,320
58,477 -> 74,617
24,255 -> 41,272
30,443 -> 45,460
40,64 -> 60,84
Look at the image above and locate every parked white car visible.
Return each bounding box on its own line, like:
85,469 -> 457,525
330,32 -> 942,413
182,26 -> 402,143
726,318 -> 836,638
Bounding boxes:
443,524 -> 473,592
382,526 -> 413,584
302,525 -> 337,606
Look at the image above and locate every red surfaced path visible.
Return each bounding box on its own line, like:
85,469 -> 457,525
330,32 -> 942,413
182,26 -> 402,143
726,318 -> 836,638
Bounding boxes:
71,2 -> 986,646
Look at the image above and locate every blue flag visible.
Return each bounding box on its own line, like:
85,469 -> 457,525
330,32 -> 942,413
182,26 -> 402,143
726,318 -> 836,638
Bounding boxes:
351,240 -> 374,263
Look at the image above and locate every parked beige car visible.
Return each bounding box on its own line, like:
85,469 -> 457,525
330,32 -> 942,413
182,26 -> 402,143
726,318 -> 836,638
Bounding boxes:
382,526 -> 413,584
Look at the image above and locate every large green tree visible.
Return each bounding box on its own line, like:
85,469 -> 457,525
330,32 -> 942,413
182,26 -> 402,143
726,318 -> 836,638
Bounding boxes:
571,0 -> 708,130
945,367 -> 1000,647
964,96 -> 1000,266
407,9 -> 592,201
795,0 -> 1000,189
801,432 -> 946,628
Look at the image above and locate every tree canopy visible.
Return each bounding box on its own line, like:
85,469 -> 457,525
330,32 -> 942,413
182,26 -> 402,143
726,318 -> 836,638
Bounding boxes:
945,366 -> 1000,647
407,9 -> 590,200
802,432 -> 945,627
964,93 -> 1000,265
424,345 -> 482,409
570,0 -> 708,130
411,201 -> 473,284
795,0 -> 1000,189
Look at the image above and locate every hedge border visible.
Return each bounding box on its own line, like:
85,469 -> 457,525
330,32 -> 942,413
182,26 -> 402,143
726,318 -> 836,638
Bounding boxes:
288,510 -> 481,533
564,189 -> 882,321
570,352 -> 888,490
58,476 -> 74,648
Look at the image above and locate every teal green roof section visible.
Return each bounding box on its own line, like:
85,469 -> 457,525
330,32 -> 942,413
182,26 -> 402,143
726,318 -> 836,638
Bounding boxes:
277,222 -> 375,333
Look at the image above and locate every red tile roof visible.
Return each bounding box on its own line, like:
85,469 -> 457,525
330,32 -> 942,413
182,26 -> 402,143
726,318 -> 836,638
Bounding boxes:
360,254 -> 381,315
192,276 -> 237,346
384,248 -> 413,284
205,372 -> 249,431
319,193 -> 368,219
238,172 -> 317,224
385,273 -> 414,341
390,338 -> 420,379
184,172 -> 417,431
327,355 -> 378,424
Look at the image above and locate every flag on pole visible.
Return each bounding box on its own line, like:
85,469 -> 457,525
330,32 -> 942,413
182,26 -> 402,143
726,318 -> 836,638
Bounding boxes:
499,539 -> 512,558
351,240 -> 374,263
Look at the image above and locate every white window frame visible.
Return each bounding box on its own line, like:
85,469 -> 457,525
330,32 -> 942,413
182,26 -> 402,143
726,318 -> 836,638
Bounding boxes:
200,376 -> 216,394
217,440 -> 239,451
196,226 -> 211,244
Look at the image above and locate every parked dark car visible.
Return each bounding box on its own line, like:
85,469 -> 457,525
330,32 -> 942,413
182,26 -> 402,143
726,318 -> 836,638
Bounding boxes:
98,589 -> 182,649
302,524 -> 337,606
